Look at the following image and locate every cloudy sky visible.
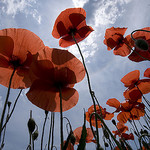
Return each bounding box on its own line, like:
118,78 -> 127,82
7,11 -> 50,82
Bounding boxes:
0,0 -> 150,149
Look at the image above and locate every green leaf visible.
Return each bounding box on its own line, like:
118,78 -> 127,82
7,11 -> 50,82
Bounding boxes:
77,112 -> 87,150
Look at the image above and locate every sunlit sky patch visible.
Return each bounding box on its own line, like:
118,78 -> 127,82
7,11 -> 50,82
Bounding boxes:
0,0 -> 150,149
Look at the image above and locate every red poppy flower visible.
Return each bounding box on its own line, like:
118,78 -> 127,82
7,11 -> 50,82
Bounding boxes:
121,70 -> 150,102
128,27 -> 150,62
104,27 -> 133,56
26,47 -> 85,112
117,100 -> 145,123
0,28 -> 45,89
121,133 -> 134,140
107,99 -> 145,123
144,68 -> 150,78
86,105 -> 114,128
73,127 -> 95,145
112,122 -> 128,138
52,8 -> 94,48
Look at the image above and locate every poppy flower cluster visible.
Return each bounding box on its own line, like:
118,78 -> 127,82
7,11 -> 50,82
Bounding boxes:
86,105 -> 114,128
104,27 -> 150,62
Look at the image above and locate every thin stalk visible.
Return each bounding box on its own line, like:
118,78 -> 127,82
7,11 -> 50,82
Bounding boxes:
2,89 -> 22,131
90,113 -> 122,150
48,112 -> 53,150
59,86 -> 63,150
72,32 -> 101,149
51,113 -> 55,150
0,68 -> 16,141
41,111 -> 48,150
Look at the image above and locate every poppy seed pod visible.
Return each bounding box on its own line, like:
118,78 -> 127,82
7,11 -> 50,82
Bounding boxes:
135,39 -> 149,51
32,130 -> 39,141
27,118 -> 36,133
112,119 -> 116,126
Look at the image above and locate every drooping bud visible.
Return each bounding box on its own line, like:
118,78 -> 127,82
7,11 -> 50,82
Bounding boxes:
28,118 -> 36,134
135,39 -> 149,51
7,101 -> 11,108
70,133 -> 76,145
32,129 -> 39,141
112,119 -> 116,126
104,142 -> 109,147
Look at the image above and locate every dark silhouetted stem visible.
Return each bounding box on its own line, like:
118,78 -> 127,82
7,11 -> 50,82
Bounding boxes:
59,86 -> 63,150
2,89 -> 22,131
72,33 -> 101,149
41,111 -> 48,150
0,68 -> 16,141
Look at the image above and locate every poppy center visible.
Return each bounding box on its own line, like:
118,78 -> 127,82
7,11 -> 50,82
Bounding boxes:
68,28 -> 77,35
9,55 -> 21,69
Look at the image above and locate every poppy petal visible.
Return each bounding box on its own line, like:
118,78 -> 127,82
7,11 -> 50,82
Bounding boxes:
121,70 -> 140,87
26,79 -> 79,112
117,112 -> 130,123
137,79 -> 150,94
0,36 -> 14,57
144,68 -> 150,78
106,98 -> 120,108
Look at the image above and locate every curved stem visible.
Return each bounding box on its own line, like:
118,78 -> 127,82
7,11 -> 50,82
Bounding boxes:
59,86 -> 63,150
124,42 -> 150,61
72,32 -> 101,149
131,29 -> 150,42
41,111 -> 48,150
2,89 -> 22,131
63,117 -> 73,134
0,68 -> 16,141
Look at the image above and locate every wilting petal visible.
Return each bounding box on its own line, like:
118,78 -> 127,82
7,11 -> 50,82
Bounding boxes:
106,98 -> 120,109
26,79 -> 79,112
117,112 -> 130,123
121,70 -> 140,87
0,36 -> 14,57
144,68 -> 150,78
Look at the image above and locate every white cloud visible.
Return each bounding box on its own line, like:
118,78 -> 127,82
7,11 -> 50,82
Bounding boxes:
0,0 -> 41,24
72,0 -> 89,7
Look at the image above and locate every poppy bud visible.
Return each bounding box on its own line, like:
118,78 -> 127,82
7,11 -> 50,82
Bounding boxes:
7,101 -> 11,108
32,130 -> 39,141
104,142 -> 109,147
103,129 -> 109,139
70,133 -> 76,145
112,119 -> 116,126
135,39 -> 149,51
28,118 -> 36,133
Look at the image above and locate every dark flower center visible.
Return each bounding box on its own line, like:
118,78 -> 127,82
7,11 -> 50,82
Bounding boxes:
68,28 -> 77,35
9,55 -> 21,69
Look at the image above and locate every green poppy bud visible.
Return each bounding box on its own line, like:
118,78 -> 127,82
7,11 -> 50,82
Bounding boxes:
70,133 -> 76,145
32,130 -> 39,141
27,118 -> 35,133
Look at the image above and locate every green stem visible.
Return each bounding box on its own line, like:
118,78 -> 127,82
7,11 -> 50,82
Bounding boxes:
72,32 -> 101,149
0,68 -> 16,141
59,86 -> 64,150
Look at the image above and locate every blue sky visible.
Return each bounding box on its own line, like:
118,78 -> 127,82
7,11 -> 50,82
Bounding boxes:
0,0 -> 150,149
